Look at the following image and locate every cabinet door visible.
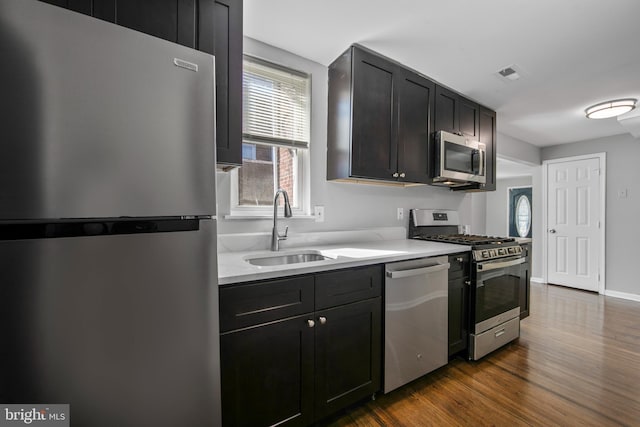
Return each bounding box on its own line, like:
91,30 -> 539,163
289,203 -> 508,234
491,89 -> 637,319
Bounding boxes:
397,70 -> 435,183
434,86 -> 479,138
459,96 -> 479,139
315,265 -> 382,310
448,253 -> 469,356
315,298 -> 382,420
219,276 -> 314,332
50,0 -> 197,48
448,275 -> 469,356
479,106 -> 497,191
220,315 -> 314,427
115,1 -> 196,47
520,243 -> 531,319
200,0 -> 243,166
351,47 -> 398,180
434,85 -> 459,134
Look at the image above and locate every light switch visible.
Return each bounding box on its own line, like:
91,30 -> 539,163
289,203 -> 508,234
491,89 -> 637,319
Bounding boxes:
618,189 -> 628,199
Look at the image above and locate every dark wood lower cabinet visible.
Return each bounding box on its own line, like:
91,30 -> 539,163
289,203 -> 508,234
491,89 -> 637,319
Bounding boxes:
448,253 -> 470,357
520,242 -> 532,319
220,315 -> 314,427
220,266 -> 383,427
315,299 -> 381,420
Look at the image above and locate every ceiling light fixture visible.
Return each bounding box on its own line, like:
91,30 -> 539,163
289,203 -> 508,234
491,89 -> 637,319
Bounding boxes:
585,98 -> 637,119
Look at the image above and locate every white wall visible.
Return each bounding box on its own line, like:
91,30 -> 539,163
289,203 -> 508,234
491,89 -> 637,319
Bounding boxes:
216,37 -> 476,235
542,133 -> 640,297
498,132 -> 541,165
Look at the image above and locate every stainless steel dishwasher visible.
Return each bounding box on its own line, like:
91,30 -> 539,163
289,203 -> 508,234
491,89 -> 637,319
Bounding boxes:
384,256 -> 450,393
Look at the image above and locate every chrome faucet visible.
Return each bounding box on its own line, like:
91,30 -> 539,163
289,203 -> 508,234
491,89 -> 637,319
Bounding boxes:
271,188 -> 293,251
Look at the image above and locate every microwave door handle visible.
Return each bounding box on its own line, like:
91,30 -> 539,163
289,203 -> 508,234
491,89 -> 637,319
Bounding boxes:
472,149 -> 485,176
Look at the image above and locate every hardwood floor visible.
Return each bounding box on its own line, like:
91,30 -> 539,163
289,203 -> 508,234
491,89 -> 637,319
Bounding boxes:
323,283 -> 640,426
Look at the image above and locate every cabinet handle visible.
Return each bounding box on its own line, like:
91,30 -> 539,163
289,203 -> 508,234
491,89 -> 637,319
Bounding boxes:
456,257 -> 464,263
464,280 -> 471,286
307,319 -> 315,328
399,172 -> 405,178
392,172 -> 399,178
318,316 -> 327,325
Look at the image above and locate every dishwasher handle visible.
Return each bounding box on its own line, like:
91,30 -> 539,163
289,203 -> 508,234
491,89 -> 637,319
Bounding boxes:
386,262 -> 450,279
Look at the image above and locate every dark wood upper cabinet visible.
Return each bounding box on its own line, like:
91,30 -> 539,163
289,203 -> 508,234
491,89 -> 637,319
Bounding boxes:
328,45 -> 434,184
397,69 -> 435,184
434,85 -> 459,134
38,0 -> 243,167
459,96 -> 479,140
479,106 -> 497,191
200,0 -> 243,167
350,47 -> 397,180
434,85 -> 479,139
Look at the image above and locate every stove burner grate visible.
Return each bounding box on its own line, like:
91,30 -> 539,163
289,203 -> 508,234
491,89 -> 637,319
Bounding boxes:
414,234 -> 516,246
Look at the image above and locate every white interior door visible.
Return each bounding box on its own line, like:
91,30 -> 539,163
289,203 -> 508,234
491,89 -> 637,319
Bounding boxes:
546,157 -> 601,291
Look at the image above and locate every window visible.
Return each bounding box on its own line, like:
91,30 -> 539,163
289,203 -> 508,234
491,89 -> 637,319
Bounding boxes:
231,55 -> 311,215
508,187 -> 532,238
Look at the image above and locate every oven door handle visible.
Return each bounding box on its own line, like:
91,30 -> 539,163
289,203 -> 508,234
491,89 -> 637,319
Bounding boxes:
477,257 -> 525,271
386,263 -> 450,279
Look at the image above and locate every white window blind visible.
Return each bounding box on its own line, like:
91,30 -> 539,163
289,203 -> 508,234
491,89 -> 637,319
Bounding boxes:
242,55 -> 311,149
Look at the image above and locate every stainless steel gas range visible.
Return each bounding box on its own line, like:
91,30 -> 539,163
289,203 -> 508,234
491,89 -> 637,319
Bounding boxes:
409,209 -> 525,360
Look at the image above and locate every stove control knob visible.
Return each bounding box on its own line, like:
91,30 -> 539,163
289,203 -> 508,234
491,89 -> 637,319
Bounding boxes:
508,247 -> 515,254
482,250 -> 489,259
498,248 -> 505,256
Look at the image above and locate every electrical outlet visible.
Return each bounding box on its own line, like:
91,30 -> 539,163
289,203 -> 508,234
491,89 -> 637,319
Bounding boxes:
314,206 -> 325,223
397,208 -> 404,221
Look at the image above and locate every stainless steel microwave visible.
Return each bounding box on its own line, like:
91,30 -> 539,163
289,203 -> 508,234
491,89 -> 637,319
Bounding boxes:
432,130 -> 486,187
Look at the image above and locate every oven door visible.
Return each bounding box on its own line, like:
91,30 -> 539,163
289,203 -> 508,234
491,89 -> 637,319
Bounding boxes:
472,256 -> 525,333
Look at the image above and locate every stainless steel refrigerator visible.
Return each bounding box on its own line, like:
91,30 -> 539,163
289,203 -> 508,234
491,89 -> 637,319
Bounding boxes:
0,1 -> 221,425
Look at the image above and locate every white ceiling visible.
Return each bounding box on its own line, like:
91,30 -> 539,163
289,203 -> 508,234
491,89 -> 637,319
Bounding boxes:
244,0 -> 640,147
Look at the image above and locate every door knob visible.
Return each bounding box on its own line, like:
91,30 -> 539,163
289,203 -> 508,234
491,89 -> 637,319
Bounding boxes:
307,319 -> 315,328
318,316 -> 327,325
399,172 -> 406,178
549,229 -> 557,234
392,172 -> 399,178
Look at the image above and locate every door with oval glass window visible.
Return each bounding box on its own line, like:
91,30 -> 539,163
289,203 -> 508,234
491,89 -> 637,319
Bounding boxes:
509,187 -> 532,238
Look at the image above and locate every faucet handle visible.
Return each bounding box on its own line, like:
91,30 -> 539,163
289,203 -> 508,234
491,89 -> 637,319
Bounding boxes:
279,226 -> 289,239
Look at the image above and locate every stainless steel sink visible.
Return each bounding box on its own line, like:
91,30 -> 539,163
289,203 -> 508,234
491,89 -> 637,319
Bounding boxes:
245,251 -> 330,266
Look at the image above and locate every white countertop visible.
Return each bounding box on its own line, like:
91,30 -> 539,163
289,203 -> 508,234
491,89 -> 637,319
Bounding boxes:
217,239 -> 470,285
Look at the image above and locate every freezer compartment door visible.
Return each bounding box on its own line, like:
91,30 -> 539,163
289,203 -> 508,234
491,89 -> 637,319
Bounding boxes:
0,220 -> 220,427
0,0 -> 215,220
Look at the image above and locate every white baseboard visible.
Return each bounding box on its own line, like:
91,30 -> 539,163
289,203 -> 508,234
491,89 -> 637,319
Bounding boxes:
530,276 -> 545,284
604,290 -> 640,303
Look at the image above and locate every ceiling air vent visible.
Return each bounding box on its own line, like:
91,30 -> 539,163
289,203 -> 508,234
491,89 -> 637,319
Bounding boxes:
496,65 -> 521,81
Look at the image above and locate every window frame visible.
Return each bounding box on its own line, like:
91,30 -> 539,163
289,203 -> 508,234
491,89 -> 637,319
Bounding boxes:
228,55 -> 311,218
